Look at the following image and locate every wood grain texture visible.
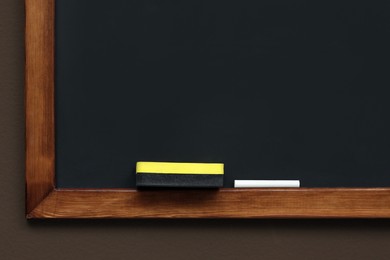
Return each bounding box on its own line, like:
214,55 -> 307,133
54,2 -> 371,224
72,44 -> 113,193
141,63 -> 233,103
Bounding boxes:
25,0 -> 55,214
27,188 -> 390,218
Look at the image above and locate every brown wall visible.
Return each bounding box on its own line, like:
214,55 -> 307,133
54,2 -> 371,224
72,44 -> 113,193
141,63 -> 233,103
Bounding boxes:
1,0 -> 390,259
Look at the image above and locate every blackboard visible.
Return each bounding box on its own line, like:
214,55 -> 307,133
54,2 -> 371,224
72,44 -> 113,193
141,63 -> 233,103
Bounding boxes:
25,0 -> 390,218
55,0 -> 390,189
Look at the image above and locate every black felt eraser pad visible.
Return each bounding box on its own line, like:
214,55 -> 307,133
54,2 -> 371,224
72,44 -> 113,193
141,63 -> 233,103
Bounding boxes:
136,162 -> 224,188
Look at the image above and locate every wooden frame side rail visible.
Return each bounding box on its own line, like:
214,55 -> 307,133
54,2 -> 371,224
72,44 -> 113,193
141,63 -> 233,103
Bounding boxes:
26,0 -> 390,219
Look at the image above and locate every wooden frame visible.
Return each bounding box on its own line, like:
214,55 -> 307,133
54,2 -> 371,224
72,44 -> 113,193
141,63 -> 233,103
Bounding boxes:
26,0 -> 390,219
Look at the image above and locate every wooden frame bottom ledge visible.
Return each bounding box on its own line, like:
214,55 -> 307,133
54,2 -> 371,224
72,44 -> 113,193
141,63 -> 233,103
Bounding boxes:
27,188 -> 390,219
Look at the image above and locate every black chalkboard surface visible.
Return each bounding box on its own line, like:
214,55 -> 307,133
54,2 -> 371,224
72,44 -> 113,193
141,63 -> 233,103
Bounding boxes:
55,0 -> 390,188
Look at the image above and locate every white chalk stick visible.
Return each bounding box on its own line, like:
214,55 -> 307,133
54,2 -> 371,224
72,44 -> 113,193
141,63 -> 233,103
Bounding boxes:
234,180 -> 300,188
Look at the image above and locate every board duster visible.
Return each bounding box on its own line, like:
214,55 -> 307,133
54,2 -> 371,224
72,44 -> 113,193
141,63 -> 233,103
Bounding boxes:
136,162 -> 224,188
